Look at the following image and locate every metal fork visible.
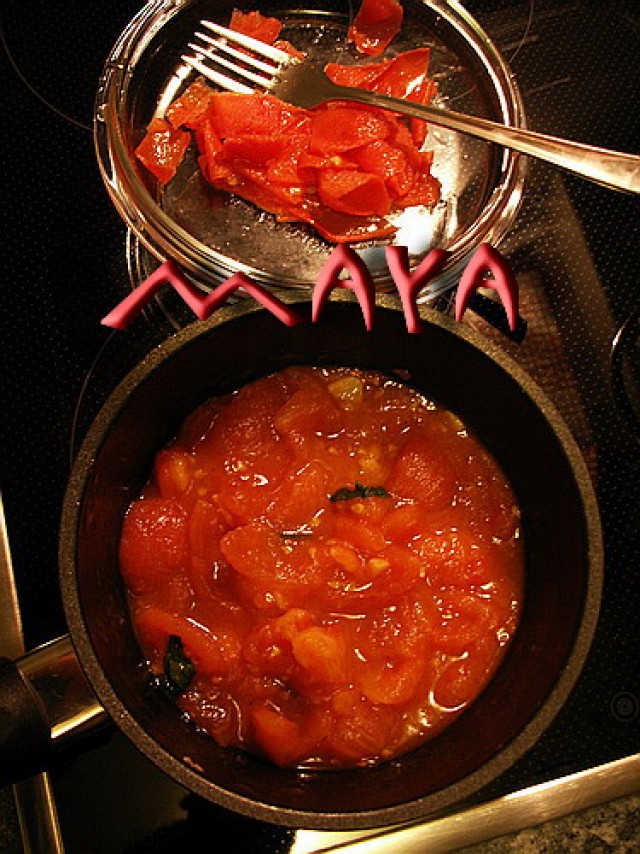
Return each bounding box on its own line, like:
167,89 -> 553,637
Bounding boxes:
182,21 -> 640,194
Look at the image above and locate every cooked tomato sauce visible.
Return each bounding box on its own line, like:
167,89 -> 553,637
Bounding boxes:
120,368 -> 523,767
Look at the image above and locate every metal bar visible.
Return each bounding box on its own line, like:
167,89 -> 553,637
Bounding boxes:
0,494 -> 65,854
292,753 -> 640,854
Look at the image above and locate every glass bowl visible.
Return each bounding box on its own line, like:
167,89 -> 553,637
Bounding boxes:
95,0 -> 526,295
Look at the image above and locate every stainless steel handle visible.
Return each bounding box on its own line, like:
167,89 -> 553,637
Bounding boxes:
335,85 -> 640,194
0,635 -> 110,786
17,635 -> 110,750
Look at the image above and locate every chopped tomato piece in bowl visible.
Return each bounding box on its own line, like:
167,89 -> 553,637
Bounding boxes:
348,0 -> 404,57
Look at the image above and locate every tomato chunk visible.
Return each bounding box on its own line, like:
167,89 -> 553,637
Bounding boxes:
387,435 -> 458,510
229,9 -> 283,44
310,106 -> 391,154
317,168 -> 391,217
291,625 -> 348,683
154,448 -> 195,499
119,499 -> 188,594
349,0 -> 403,56
326,49 -> 431,101
134,118 -> 190,184
250,705 -> 323,765
206,92 -> 304,139
165,79 -> 214,129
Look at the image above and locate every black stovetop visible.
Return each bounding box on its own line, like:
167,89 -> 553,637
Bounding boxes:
2,1 -> 639,851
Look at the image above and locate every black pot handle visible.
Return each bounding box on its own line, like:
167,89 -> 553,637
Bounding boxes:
611,311 -> 640,442
0,657 -> 51,786
0,636 -> 110,786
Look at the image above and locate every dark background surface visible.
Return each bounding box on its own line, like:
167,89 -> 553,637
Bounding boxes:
1,0 -> 639,851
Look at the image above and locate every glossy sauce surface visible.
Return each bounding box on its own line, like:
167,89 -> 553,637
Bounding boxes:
120,368 -> 523,767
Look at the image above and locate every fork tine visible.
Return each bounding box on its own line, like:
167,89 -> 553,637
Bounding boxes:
195,30 -> 278,76
200,20 -> 291,64
181,54 -> 254,94
187,39 -> 273,88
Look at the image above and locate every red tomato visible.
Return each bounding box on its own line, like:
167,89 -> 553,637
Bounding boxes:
187,499 -> 232,599
354,589 -> 439,660
326,689 -> 404,763
387,435 -> 458,510
410,528 -> 499,588
221,523 -> 323,607
273,378 -> 343,439
317,168 -> 391,217
196,116 -> 232,184
351,139 -> 415,198
456,476 -> 520,541
326,512 -> 388,554
154,448 -> 195,499
212,168 -> 300,220
381,503 -> 432,543
328,543 -> 425,605
221,134 -> 290,165
435,591 -> 500,655
267,134 -> 312,185
119,499 -> 188,594
207,93 -> 304,140
229,9 -> 283,44
196,377 -> 292,522
165,79 -> 214,129
358,656 -> 426,706
242,611 -> 312,681
267,461 -> 329,529
398,158 -> 441,207
348,0 -> 403,56
250,705 -> 325,766
134,118 -> 190,185
310,106 -> 391,154
326,49 -> 431,101
369,49 -> 432,100
433,637 -> 497,709
291,625 -> 348,683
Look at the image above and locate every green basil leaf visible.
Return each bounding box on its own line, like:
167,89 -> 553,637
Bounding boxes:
163,635 -> 195,695
329,482 -> 390,502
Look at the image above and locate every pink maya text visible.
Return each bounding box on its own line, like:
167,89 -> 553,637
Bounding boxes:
101,243 -> 518,333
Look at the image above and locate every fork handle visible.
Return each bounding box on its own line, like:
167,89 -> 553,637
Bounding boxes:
332,85 -> 640,194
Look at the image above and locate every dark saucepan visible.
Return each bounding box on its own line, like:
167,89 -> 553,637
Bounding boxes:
58,295 -> 602,829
